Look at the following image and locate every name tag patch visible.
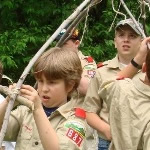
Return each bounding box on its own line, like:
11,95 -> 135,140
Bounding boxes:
64,120 -> 86,147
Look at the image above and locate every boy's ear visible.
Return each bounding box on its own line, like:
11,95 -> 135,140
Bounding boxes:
74,40 -> 80,48
142,62 -> 146,73
67,81 -> 75,93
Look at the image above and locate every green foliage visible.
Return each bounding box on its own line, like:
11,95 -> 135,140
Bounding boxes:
0,0 -> 149,84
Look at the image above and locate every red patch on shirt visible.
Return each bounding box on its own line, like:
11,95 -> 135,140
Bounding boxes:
97,62 -> 104,68
75,108 -> 86,119
85,56 -> 94,63
66,128 -> 83,147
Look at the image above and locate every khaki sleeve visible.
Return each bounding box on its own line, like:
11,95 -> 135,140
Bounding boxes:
4,106 -> 24,141
83,70 -> 103,113
142,122 -> 150,150
99,77 -> 118,110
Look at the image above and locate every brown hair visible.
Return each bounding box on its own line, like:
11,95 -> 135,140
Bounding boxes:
33,47 -> 82,91
146,50 -> 150,81
0,61 -> 3,82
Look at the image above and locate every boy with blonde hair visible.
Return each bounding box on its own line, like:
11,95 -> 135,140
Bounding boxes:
100,37 -> 150,150
83,18 -> 144,149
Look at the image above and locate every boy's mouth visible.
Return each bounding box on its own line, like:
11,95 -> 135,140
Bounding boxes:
122,45 -> 130,49
42,96 -> 50,102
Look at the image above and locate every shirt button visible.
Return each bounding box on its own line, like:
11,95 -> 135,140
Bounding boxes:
35,141 -> 38,145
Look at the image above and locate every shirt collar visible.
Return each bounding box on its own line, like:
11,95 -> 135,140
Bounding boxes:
53,100 -> 76,119
106,55 -> 123,70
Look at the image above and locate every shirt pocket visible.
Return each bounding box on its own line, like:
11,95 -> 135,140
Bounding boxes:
18,124 -> 32,140
16,125 -> 32,150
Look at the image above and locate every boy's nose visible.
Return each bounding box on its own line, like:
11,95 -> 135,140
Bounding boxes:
123,36 -> 129,42
42,84 -> 49,92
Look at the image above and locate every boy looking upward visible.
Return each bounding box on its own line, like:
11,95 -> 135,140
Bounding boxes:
83,18 -> 144,150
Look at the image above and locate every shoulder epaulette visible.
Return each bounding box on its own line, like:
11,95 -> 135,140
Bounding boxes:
116,76 -> 125,80
97,62 -> 107,68
85,56 -> 94,63
75,108 -> 86,119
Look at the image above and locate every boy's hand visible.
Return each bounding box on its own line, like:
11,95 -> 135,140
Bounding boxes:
20,84 -> 42,110
5,83 -> 17,103
134,37 -> 150,65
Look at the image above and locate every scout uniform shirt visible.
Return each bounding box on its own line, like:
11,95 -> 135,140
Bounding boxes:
71,51 -> 97,107
4,99 -> 97,150
99,77 -> 150,150
82,55 -> 144,140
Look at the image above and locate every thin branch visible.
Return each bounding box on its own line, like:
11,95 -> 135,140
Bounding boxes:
141,0 -> 147,35
109,1 -> 121,32
112,0 -> 126,19
80,4 -> 90,44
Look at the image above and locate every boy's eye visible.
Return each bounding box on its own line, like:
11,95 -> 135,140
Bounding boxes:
118,33 -> 124,37
38,79 -> 43,83
48,80 -> 57,84
129,34 -> 137,38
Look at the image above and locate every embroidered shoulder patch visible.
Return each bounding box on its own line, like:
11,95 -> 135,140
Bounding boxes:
84,64 -> 96,70
87,70 -> 96,78
75,108 -> 86,119
97,62 -> 105,68
64,120 -> 86,147
85,56 -> 94,63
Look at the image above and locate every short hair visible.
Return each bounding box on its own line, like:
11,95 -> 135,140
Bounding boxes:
0,61 -> 3,82
33,47 -> 82,90
146,50 -> 150,81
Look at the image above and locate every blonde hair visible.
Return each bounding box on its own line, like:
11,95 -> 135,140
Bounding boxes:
33,47 -> 82,90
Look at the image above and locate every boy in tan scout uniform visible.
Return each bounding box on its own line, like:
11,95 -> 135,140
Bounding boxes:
99,37 -> 150,150
58,28 -> 97,101
83,18 -> 144,150
0,47 -> 97,150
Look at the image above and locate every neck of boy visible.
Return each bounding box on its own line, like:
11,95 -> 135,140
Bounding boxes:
43,105 -> 58,117
118,55 -> 133,65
